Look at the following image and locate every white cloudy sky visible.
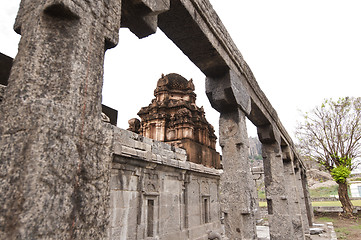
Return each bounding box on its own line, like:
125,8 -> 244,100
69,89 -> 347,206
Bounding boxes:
1,0 -> 361,143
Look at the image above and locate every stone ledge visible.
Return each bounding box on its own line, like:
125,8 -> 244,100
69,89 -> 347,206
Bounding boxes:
112,127 -> 221,176
313,206 -> 361,213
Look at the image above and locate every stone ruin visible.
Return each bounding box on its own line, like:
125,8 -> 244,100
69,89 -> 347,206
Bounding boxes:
130,73 -> 221,169
0,1 -> 313,239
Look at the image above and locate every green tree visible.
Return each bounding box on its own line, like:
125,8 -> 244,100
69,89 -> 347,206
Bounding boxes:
296,97 -> 361,216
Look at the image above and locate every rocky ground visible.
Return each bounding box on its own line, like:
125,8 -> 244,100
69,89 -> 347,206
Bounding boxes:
314,212 -> 361,240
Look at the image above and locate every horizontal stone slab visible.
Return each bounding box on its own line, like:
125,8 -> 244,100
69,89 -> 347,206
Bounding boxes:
112,127 -> 222,176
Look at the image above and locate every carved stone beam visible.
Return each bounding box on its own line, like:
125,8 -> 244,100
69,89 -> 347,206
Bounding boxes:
121,0 -> 170,38
206,69 -> 251,115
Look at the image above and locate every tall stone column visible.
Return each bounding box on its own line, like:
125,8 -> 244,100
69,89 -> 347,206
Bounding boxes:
219,109 -> 257,239
206,70 -> 257,239
251,167 -> 263,222
282,147 -> 306,240
257,124 -> 294,239
294,162 -> 311,236
0,1 -> 121,239
301,168 -> 314,226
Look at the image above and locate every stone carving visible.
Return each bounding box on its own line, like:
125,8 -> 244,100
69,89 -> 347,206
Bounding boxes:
144,173 -> 159,193
121,0 -> 170,38
130,73 -> 221,169
128,118 -> 141,134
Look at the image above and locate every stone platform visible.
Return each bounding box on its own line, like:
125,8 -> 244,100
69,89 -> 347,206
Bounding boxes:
256,222 -> 337,240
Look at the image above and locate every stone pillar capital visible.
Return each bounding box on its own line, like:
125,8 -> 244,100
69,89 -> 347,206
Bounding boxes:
121,0 -> 170,38
206,69 -> 251,114
257,124 -> 281,144
14,0 -> 122,49
281,145 -> 294,162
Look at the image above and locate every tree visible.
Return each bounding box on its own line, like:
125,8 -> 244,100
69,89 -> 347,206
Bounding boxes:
296,97 -> 361,216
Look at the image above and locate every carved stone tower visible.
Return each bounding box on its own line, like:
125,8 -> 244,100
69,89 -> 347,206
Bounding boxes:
132,73 -> 221,169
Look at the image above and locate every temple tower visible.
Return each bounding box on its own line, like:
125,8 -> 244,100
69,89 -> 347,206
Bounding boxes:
130,73 -> 221,169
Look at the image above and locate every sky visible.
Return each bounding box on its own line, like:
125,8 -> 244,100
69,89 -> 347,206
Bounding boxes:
1,0 -> 361,149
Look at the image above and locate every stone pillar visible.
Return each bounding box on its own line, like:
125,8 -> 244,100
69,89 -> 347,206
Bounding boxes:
301,168 -> 314,226
294,162 -> 311,236
206,70 -> 257,239
282,146 -> 306,240
218,109 -> 257,239
257,124 -> 294,239
251,167 -> 262,222
0,1 -> 121,239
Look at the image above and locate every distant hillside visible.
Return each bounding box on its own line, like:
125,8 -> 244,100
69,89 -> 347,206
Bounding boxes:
249,137 -> 262,161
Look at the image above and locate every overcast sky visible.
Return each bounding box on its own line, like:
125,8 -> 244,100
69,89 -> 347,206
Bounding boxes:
1,0 -> 361,145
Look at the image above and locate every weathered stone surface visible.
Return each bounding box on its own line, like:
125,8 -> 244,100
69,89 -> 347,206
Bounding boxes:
0,0 -> 314,239
0,84 -> 5,103
301,168 -> 315,226
206,69 -> 251,114
113,128 -> 222,177
258,125 -> 294,239
0,1 -> 121,239
294,162 -> 312,235
282,147 -> 306,240
121,0 -> 170,38
218,109 -> 257,240
110,151 -> 222,239
132,73 -> 221,169
205,65 -> 256,238
310,227 -> 324,235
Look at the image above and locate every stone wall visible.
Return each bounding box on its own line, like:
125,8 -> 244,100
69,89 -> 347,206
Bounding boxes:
109,128 -> 222,240
0,1 -> 313,239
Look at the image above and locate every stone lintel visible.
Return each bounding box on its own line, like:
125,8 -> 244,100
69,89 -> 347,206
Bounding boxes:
121,0 -> 170,38
206,69 -> 251,114
158,0 -> 229,77
158,0 -> 307,177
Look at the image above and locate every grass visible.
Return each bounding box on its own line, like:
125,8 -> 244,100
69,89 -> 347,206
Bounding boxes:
258,200 -> 361,207
315,212 -> 361,240
258,185 -> 361,207
258,185 -> 339,201
258,190 -> 266,199
316,216 -> 333,222
309,185 -> 338,198
312,200 -> 361,207
349,177 -> 361,181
